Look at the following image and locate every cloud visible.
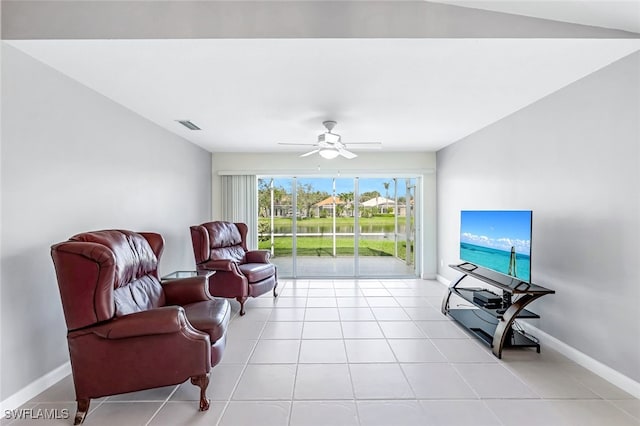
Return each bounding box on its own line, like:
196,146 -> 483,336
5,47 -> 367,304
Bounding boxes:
461,232 -> 530,254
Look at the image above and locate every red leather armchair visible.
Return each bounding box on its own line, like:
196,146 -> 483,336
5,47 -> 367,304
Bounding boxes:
190,221 -> 278,315
51,230 -> 230,424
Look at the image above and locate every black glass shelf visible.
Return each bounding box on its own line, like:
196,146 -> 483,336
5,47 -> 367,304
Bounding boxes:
450,263 -> 554,295
452,288 -> 540,319
448,308 -> 539,350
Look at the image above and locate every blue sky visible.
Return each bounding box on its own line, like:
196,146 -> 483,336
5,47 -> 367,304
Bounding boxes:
265,177 -> 411,196
460,210 -> 532,255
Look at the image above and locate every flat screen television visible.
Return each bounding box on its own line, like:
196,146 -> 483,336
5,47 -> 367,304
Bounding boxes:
460,210 -> 532,282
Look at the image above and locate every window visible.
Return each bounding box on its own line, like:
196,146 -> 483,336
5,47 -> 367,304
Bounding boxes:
258,176 -> 419,278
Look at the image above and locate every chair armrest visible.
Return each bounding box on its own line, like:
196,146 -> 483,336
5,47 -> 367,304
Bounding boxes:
163,275 -> 213,305
92,306 -> 188,339
245,250 -> 271,263
202,259 -> 239,272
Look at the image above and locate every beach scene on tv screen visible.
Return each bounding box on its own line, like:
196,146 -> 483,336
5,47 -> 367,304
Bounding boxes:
460,210 -> 531,282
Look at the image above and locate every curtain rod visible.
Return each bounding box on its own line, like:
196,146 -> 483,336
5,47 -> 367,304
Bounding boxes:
216,169 -> 435,176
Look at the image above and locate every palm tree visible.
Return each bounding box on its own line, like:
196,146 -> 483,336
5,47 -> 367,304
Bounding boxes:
338,191 -> 354,216
383,182 -> 390,213
297,183 -> 327,219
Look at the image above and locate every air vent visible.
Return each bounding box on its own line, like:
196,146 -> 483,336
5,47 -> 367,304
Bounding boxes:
176,120 -> 201,130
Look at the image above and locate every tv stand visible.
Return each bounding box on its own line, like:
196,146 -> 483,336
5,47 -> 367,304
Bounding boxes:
441,262 -> 554,358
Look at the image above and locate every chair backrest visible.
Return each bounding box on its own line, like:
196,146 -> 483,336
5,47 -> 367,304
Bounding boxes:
191,222 -> 248,264
51,230 -> 166,331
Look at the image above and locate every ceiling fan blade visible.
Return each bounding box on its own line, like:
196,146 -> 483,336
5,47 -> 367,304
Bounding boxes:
344,142 -> 383,150
338,148 -> 358,159
300,149 -> 320,157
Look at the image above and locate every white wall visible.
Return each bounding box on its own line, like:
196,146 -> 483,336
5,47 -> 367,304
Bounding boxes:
437,52 -> 640,382
211,152 -> 437,278
0,45 -> 212,402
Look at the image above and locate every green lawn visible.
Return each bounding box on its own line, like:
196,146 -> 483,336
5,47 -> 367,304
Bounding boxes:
258,215 -> 414,260
259,215 -> 402,228
258,236 -> 410,259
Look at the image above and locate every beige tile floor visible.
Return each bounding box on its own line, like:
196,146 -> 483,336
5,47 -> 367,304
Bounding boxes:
272,255 -> 416,278
5,279 -> 639,426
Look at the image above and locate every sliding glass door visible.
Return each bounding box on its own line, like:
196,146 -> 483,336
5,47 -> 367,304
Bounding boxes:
258,178 -> 294,277
356,178 -> 417,277
258,175 -> 419,278
293,178 -> 356,276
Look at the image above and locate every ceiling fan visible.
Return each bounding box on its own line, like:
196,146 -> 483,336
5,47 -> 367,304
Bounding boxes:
278,121 -> 382,159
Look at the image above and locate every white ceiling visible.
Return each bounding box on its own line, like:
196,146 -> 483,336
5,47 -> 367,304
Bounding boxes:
7,1 -> 640,155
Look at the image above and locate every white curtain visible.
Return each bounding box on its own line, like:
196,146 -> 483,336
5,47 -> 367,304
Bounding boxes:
221,175 -> 258,249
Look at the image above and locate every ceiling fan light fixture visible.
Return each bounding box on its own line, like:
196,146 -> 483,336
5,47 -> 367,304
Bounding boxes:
319,148 -> 340,159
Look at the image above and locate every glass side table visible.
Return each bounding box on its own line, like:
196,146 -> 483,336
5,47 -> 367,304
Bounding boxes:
161,270 -> 214,282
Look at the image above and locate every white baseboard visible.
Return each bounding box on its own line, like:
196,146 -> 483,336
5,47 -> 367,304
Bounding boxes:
436,273 -> 640,399
436,273 -> 450,286
0,362 -> 71,412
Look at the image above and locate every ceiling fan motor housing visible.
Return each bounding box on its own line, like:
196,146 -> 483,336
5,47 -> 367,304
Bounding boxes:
318,132 -> 341,144
322,120 -> 337,132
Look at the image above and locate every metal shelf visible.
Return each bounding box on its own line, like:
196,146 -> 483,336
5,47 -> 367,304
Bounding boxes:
450,263 -> 555,295
452,288 -> 540,319
442,263 -> 554,358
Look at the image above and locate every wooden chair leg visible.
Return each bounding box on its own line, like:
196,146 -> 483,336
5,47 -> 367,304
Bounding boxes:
273,270 -> 279,297
190,374 -> 210,411
236,296 -> 247,316
73,398 -> 90,425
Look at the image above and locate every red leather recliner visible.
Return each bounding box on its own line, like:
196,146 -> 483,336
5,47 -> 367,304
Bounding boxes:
190,221 -> 278,315
51,230 -> 230,424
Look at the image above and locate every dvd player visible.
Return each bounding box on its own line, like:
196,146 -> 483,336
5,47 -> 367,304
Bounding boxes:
472,290 -> 501,304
